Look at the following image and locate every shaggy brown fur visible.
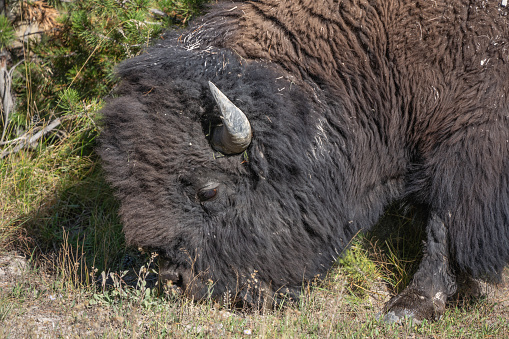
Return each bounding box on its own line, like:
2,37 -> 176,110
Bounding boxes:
222,0 -> 509,278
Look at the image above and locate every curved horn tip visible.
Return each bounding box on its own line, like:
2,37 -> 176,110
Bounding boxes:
208,81 -> 253,155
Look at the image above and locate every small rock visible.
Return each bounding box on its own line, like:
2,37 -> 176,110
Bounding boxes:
0,254 -> 28,277
219,310 -> 234,318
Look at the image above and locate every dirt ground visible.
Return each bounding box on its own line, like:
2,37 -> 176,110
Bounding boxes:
0,252 -> 508,338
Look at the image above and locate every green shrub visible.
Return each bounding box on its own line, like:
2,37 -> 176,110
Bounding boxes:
0,15 -> 16,49
6,0 -> 208,140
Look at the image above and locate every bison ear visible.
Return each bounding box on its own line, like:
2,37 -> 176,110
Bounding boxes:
208,81 -> 252,155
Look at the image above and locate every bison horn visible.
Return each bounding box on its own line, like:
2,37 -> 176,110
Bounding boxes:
208,81 -> 252,155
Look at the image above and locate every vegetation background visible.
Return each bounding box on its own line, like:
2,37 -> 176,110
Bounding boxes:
0,0 -> 507,337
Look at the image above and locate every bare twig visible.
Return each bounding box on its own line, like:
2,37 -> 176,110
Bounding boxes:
0,118 -> 62,159
0,126 -> 43,146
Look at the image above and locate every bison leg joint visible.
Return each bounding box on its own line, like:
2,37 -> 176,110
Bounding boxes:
381,212 -> 457,323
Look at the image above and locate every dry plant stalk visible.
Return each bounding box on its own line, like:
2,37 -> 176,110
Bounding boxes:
58,229 -> 89,290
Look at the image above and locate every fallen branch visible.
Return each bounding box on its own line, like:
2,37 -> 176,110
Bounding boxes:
0,118 -> 62,159
0,126 -> 43,146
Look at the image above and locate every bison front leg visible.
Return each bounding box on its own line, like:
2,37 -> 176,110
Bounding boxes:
382,212 -> 457,323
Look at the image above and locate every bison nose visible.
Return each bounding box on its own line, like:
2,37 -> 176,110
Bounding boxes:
159,270 -> 183,287
158,257 -> 184,287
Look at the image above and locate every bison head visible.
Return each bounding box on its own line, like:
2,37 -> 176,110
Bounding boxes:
98,42 -> 368,304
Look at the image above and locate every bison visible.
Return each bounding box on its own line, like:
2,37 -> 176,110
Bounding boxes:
98,0 -> 509,323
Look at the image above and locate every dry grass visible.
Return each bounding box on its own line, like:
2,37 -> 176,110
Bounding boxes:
0,247 -> 508,338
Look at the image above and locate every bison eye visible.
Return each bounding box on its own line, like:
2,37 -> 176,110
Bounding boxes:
196,183 -> 219,202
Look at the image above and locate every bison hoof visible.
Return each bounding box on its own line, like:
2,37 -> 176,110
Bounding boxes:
380,287 -> 446,324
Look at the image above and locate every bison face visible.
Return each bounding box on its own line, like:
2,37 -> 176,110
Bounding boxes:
99,51 -> 355,304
